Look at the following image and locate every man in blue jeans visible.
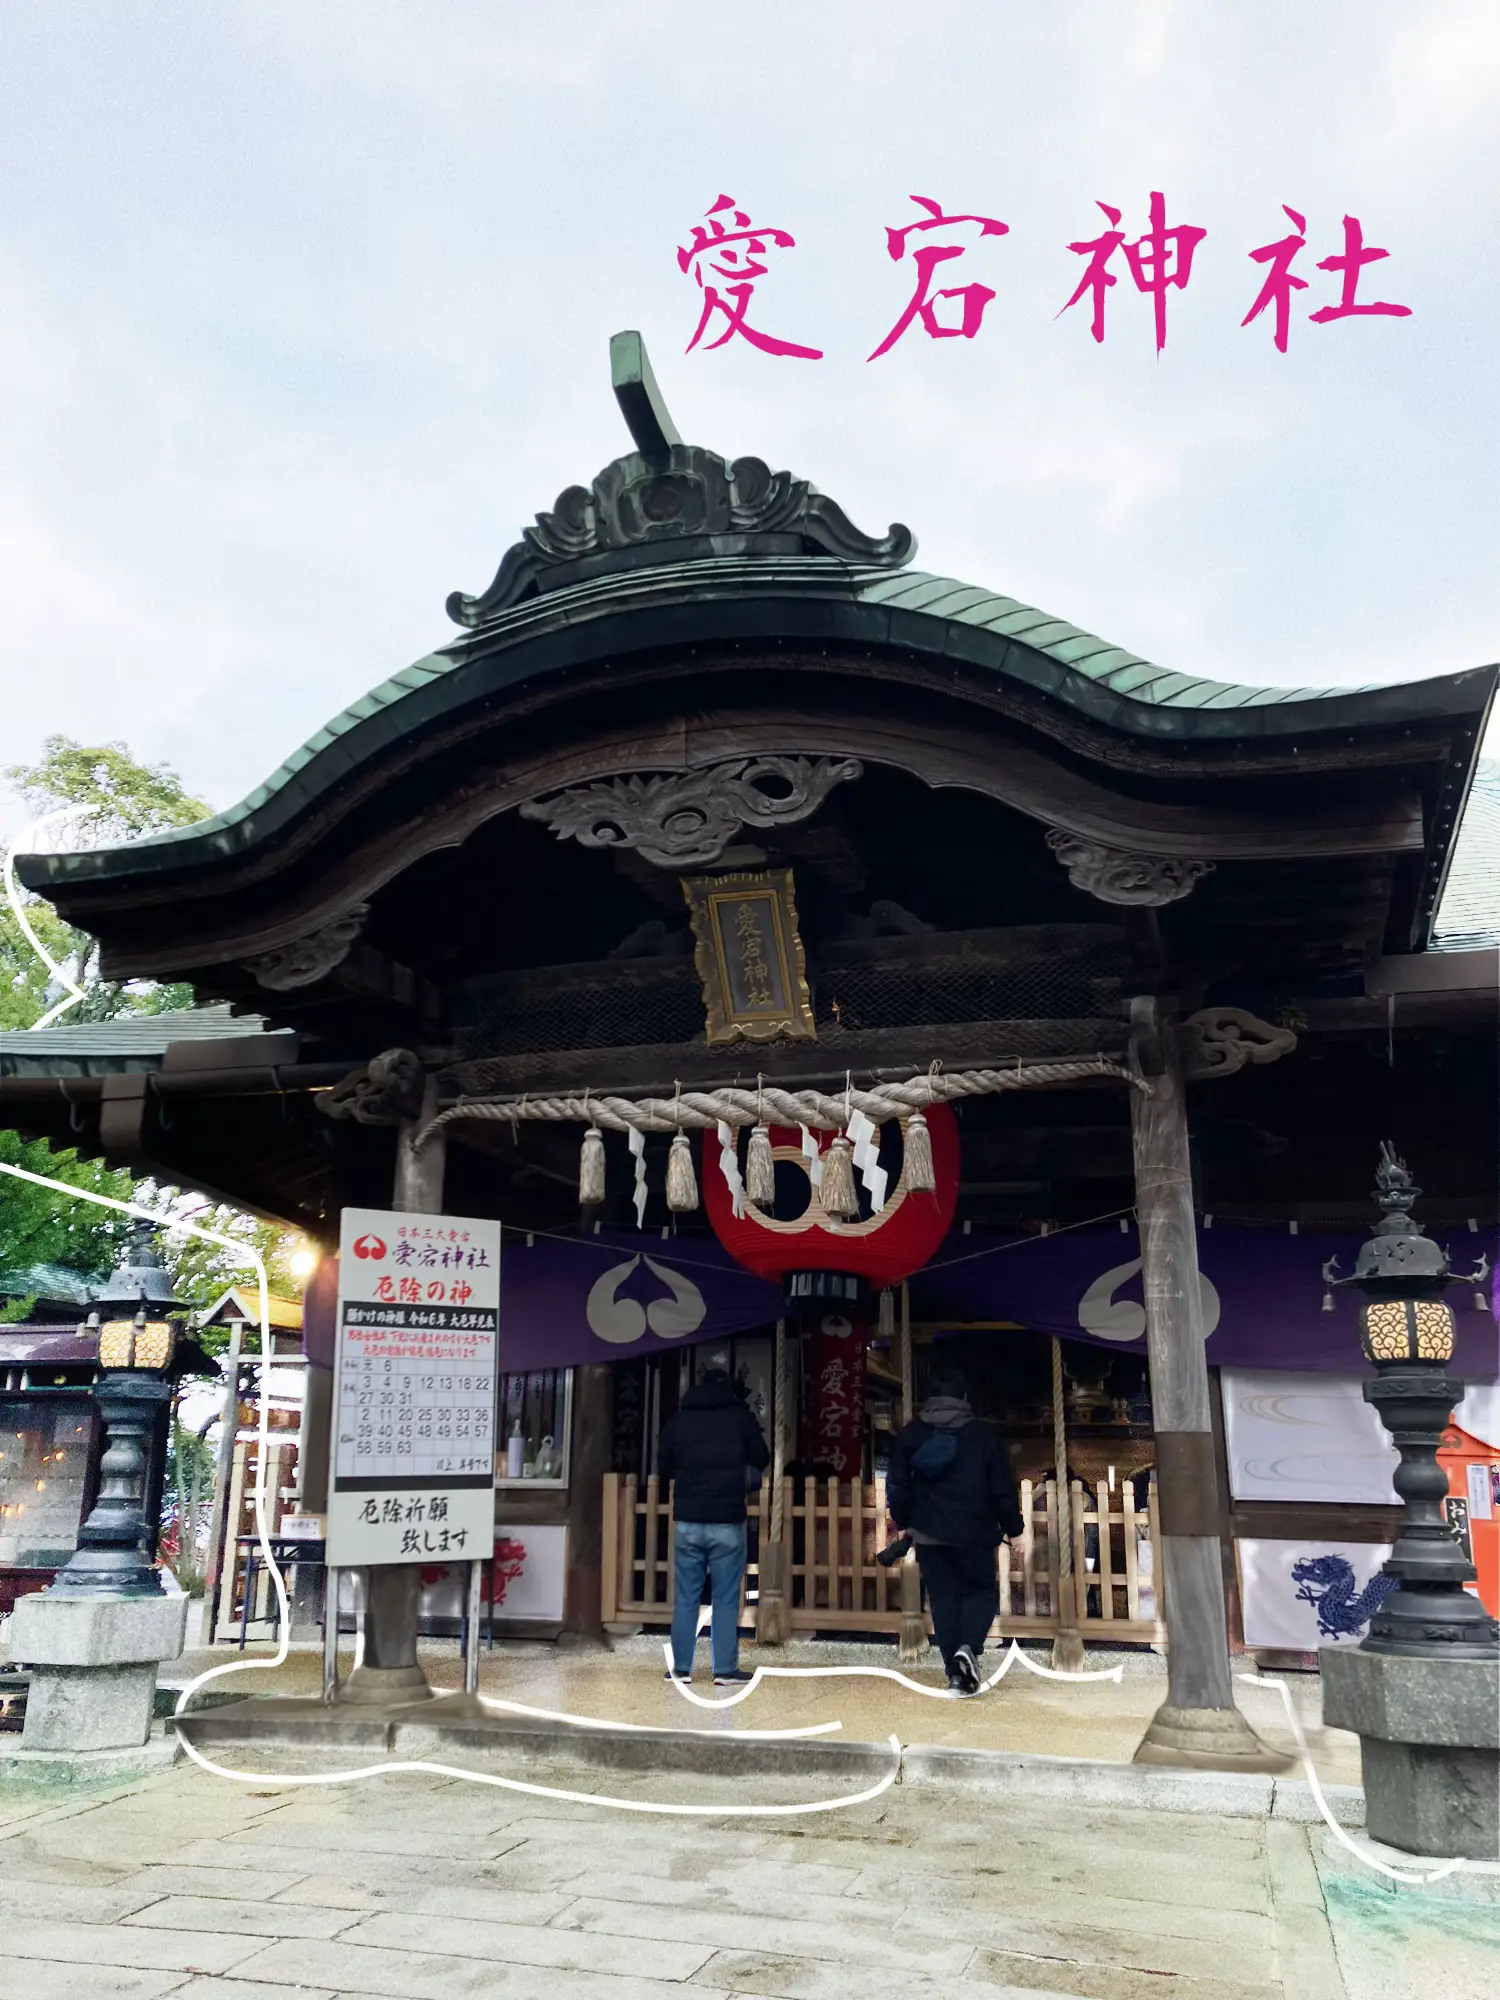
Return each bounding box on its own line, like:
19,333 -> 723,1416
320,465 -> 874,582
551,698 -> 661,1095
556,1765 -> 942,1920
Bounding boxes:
657,1367 -> 770,1685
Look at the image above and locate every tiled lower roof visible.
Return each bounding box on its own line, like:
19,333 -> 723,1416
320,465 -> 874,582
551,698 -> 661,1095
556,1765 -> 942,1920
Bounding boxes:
1434,760 -> 1500,949
0,1004 -> 274,1059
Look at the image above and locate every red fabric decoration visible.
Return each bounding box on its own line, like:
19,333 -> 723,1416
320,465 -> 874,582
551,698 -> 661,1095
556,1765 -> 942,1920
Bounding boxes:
800,1316 -> 867,1479
702,1105 -> 960,1287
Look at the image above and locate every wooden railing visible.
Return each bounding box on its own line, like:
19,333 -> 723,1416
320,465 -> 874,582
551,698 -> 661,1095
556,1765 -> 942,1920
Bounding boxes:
602,1472 -> 1165,1644
212,1437 -> 298,1642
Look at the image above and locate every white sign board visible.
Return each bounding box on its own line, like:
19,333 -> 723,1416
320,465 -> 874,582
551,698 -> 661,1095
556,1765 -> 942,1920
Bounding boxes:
1221,1369 -> 1400,1504
327,1207 -> 500,1567
1238,1537 -> 1394,1650
415,1525 -> 568,1626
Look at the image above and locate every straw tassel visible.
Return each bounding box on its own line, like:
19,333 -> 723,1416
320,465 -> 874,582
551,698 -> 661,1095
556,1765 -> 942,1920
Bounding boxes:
579,1126 -> 606,1207
666,1131 -> 699,1212
819,1134 -> 859,1219
903,1110 -> 936,1192
746,1125 -> 776,1209
898,1551 -> 928,1662
877,1288 -> 895,1341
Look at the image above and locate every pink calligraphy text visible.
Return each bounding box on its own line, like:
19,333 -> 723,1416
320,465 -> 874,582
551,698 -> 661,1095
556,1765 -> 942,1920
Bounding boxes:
677,194 -> 823,359
868,194 -> 1010,360
1060,191 -> 1206,350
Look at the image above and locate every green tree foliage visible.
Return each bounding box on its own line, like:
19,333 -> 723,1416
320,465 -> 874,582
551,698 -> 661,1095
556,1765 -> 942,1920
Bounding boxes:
0,1131 -> 134,1284
1,737 -> 218,1298
2,735 -> 211,1026
5,736 -> 212,842
159,1201 -> 306,1358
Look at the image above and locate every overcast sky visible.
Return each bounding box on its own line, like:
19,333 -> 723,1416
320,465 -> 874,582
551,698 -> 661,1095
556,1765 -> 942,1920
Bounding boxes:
1,1 -> 1497,837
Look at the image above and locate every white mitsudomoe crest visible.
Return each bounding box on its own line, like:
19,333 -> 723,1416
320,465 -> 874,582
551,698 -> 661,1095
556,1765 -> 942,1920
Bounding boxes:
585,1254 -> 708,1344
1077,1257 -> 1221,1342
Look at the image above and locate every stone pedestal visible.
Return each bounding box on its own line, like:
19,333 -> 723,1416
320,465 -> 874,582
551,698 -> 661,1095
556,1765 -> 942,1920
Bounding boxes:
1322,1645 -> 1499,1860
10,1593 -> 189,1753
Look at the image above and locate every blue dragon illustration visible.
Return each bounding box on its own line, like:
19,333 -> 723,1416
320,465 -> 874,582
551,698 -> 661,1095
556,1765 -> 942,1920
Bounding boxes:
1290,1554 -> 1398,1639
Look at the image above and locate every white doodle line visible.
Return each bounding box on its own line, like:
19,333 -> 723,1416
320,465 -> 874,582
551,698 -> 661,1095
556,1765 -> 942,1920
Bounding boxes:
7,845 -> 1489,1855
172,1728 -> 902,1813
0,1159 -> 872,1809
474,1691 -> 842,1740
1237,1672 -> 1500,1887
663,1635 -> 1126,1708
4,809 -> 93,1029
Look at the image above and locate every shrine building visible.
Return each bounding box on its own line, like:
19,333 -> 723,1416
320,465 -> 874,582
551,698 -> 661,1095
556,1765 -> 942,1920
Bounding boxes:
5,333 -> 1496,1765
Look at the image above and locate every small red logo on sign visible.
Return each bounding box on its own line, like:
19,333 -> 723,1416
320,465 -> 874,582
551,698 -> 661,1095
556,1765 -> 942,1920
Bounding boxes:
352,1233 -> 387,1261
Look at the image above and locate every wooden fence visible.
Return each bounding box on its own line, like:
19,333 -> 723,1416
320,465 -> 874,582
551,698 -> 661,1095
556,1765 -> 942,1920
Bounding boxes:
602,1472 -> 1165,1644
211,1436 -> 298,1642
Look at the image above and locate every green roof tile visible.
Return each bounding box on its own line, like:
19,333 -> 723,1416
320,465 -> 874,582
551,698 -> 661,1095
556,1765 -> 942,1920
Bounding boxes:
19,557 -> 1472,889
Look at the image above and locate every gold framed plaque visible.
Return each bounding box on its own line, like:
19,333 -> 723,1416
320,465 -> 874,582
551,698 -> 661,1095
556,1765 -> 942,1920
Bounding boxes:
682,867 -> 816,1045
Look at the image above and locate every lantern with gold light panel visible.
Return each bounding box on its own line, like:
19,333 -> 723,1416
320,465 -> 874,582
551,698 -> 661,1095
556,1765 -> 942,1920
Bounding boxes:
1324,1144 -> 1498,1661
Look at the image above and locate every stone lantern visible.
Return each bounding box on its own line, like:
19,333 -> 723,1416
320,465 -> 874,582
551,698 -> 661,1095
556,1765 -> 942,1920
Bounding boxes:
9,1225 -> 191,1766
1320,1145 -> 1499,1858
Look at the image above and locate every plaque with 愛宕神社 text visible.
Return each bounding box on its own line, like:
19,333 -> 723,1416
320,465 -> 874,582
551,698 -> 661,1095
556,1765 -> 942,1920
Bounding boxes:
682,867 -> 815,1044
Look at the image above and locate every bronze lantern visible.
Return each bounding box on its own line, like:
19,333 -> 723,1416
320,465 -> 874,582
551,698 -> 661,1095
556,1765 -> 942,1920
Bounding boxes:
1326,1145 -> 1497,1661
51,1226 -> 182,1598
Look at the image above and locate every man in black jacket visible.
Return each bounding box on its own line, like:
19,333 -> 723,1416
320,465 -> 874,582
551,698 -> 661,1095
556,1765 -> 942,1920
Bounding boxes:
886,1364 -> 1023,1694
657,1367 -> 770,1684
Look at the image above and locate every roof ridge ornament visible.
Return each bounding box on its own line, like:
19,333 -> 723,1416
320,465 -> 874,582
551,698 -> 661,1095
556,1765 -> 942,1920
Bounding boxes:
446,331 -> 915,629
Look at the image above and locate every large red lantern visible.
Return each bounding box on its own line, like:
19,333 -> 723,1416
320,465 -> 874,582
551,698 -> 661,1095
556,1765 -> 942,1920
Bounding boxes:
702,1106 -> 960,1287
704,1108 -> 960,1480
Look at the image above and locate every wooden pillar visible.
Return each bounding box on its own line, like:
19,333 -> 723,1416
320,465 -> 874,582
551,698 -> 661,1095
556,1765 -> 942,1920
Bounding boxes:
1049,1335 -> 1086,1672
201,1320 -> 243,1641
297,1364 -> 332,1515
564,1364 -> 613,1637
341,1075 -> 445,1705
1129,999 -> 1286,1771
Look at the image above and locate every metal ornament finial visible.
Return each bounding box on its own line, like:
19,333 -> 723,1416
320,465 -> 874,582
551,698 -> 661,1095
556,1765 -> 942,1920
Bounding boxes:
610,330 -> 682,466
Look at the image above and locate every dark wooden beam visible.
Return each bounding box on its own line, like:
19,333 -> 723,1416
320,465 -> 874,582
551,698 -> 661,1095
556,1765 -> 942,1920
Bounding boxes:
441,1017 -> 1129,1100
80,698 -> 1428,979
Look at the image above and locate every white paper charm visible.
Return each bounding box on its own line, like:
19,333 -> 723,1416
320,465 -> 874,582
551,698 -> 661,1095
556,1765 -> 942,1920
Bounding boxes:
717,1120 -> 747,1219
628,1126 -> 648,1228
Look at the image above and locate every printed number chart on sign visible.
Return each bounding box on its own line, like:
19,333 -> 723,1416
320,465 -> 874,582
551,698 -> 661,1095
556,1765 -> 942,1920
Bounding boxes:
328,1208 -> 500,1567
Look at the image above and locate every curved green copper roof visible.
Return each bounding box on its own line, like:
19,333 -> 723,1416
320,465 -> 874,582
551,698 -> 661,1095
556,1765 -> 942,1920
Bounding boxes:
19,553 -> 1496,892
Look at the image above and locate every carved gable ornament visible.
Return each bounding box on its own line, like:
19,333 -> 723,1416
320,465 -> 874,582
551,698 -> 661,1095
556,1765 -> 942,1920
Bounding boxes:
520,755 -> 863,870
1179,1007 -> 1298,1079
447,332 -> 914,628
1046,830 -> 1213,908
243,904 -> 369,991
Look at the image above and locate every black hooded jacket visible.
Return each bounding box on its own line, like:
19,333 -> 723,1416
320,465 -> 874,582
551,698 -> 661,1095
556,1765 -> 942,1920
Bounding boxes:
658,1375 -> 771,1524
886,1395 -> 1024,1548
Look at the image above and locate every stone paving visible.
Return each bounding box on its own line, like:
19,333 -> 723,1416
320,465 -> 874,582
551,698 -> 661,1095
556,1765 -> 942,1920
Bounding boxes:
158,1633 -> 1364,1783
0,1741 -> 1494,1999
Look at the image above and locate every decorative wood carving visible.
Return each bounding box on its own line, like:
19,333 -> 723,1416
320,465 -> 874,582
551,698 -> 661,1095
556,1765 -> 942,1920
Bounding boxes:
520,755 -> 863,869
243,905 -> 368,990
318,1047 -> 426,1125
84,696 -> 1424,979
1046,831 -> 1214,907
1178,1007 -> 1298,1079
447,450 -> 914,627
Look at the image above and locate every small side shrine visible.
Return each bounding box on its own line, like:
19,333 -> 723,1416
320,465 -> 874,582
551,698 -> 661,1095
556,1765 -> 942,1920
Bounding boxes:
5,334 -> 1495,1768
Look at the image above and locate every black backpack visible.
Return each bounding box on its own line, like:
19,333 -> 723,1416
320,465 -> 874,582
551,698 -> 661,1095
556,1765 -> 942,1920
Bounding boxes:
911,1425 -> 959,1479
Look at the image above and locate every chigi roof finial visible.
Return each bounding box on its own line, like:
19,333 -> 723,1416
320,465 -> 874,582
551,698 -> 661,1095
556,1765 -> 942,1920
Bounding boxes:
610,330 -> 681,468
